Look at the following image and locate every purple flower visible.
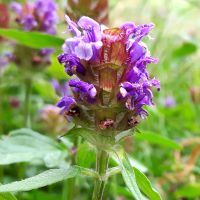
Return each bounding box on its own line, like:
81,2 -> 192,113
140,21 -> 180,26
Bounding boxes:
10,0 -> 58,69
162,96 -> 176,108
57,96 -> 77,114
69,79 -> 97,103
40,48 -> 54,56
10,2 -> 22,14
62,15 -> 102,62
58,53 -> 86,76
10,0 -> 58,34
0,53 -> 13,70
57,15 -> 160,132
51,80 -> 68,96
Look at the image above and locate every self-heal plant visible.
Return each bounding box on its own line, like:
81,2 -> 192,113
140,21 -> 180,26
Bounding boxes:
0,15 -> 161,200
57,15 -> 160,199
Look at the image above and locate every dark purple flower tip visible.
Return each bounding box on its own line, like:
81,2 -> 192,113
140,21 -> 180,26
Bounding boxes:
57,96 -> 77,114
58,53 -> 86,76
69,79 -> 97,103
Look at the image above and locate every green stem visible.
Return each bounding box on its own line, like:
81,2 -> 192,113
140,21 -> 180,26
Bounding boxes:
63,137 -> 79,200
92,150 -> 109,200
24,78 -> 32,128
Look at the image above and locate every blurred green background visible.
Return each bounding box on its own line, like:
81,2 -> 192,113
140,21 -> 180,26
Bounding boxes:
1,0 -> 200,199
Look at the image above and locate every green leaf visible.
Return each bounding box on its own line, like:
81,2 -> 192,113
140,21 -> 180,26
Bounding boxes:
0,167 -> 79,193
0,192 -> 17,200
0,128 -> 68,167
173,42 -> 197,58
134,167 -> 161,200
112,155 -> 148,173
110,146 -> 145,200
76,142 -> 96,168
135,131 -> 181,150
175,183 -> 200,198
0,28 -> 64,49
0,166 -> 98,193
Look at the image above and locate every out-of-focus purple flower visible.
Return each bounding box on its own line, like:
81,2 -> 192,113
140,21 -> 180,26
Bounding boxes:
51,80 -> 68,96
0,53 -> 13,71
39,105 -> 68,136
57,15 -> 160,133
162,96 -> 176,108
10,0 -> 58,70
10,0 -> 58,34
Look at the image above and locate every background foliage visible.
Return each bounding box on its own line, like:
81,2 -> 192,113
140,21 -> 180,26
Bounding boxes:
0,0 -> 200,199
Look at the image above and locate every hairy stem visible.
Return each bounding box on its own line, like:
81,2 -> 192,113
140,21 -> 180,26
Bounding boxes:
92,150 -> 109,200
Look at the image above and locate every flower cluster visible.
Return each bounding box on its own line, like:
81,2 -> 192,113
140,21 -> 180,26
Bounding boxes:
57,15 -> 160,135
10,0 -> 58,70
10,0 -> 57,34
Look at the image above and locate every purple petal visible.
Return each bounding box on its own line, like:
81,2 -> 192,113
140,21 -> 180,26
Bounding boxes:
57,96 -> 77,112
74,41 -> 93,60
78,16 -> 100,31
120,22 -> 136,36
65,15 -> 81,37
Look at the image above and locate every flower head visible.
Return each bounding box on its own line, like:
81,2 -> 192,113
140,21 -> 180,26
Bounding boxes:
57,15 -> 160,136
10,0 -> 58,34
10,0 -> 58,70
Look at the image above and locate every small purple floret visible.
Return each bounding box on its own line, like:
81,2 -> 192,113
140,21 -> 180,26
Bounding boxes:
69,79 -> 97,103
57,96 -> 77,113
58,53 -> 86,76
